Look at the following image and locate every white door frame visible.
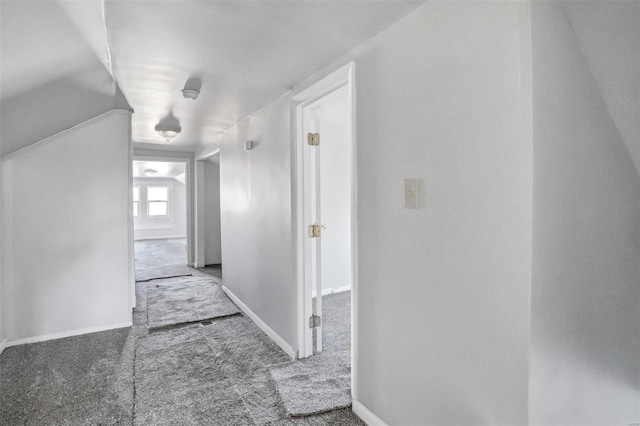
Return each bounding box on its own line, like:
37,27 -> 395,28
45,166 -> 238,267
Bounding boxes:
293,61 -> 357,396
131,153 -> 195,268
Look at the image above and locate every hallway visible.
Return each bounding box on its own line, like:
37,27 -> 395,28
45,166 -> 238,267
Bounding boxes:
0,268 -> 360,425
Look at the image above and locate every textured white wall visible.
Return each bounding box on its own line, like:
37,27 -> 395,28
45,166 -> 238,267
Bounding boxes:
204,161 -> 222,265
219,95 -> 295,348
133,178 -> 187,240
349,3 -> 532,424
1,111 -> 132,342
529,3 -> 640,425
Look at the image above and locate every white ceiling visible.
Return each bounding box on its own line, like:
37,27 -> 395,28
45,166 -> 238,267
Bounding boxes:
133,160 -> 186,179
0,0 -> 423,154
104,0 -> 424,150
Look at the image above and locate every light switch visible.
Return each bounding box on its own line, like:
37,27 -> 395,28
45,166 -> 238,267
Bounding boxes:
403,178 -> 419,209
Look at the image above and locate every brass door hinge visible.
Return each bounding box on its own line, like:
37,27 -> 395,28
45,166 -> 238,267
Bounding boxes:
308,224 -> 326,238
309,314 -> 322,328
307,132 -> 320,146
308,224 -> 321,238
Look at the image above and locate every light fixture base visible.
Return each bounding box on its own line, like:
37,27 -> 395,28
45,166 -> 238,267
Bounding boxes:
182,89 -> 200,100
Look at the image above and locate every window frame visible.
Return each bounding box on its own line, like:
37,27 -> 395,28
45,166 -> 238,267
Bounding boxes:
146,185 -> 170,218
132,186 -> 140,217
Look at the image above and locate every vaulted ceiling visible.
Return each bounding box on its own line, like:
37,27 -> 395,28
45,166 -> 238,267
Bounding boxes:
1,1 -> 637,167
561,1 -> 640,175
0,0 -> 423,155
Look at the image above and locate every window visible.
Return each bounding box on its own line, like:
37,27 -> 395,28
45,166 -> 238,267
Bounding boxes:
133,186 -> 140,217
147,186 -> 169,217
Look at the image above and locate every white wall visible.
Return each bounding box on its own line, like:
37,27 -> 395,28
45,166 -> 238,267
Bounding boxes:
215,3 -> 532,423
204,161 -> 222,265
529,3 -> 640,425
133,178 -> 187,240
215,2 -> 532,423
219,95 -> 295,350
0,158 -> 3,353
316,85 -> 352,293
1,110 -> 132,343
347,3 -> 532,424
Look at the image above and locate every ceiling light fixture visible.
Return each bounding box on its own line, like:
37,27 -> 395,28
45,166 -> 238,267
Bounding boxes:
143,168 -> 158,177
154,116 -> 182,142
182,89 -> 200,100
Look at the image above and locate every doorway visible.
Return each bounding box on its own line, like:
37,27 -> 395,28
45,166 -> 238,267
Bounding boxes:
295,62 -> 356,373
132,159 -> 190,282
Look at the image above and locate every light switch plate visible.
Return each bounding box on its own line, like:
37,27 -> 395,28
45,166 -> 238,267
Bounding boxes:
403,178 -> 419,209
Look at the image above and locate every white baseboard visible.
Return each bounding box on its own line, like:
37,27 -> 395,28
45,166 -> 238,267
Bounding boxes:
4,321 -> 133,349
312,285 -> 351,298
134,235 -> 186,241
0,339 -> 6,356
221,285 -> 296,360
352,400 -> 388,426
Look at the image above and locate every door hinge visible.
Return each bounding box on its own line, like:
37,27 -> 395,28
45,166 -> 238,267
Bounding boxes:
307,132 -> 320,146
308,224 -> 321,238
309,314 -> 322,328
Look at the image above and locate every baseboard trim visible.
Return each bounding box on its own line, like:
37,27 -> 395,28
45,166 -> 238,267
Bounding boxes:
0,339 -> 6,356
352,400 -> 388,426
312,285 -> 351,298
4,321 -> 133,348
221,285 -> 296,360
134,235 -> 186,241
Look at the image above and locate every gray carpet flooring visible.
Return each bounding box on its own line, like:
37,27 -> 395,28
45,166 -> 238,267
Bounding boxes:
146,277 -> 240,330
0,268 -> 362,425
136,264 -> 193,282
270,350 -> 351,417
135,238 -> 192,281
271,291 -> 353,417
0,327 -> 135,425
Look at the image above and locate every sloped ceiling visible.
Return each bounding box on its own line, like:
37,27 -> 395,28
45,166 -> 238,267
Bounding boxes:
104,1 -> 424,152
562,1 -> 640,175
0,0 -> 129,156
0,0 -> 424,156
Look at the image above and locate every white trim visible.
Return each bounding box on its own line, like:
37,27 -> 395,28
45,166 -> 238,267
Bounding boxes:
293,61 -> 356,363
194,160 -> 206,268
0,339 -> 6,356
132,153 -> 194,267
292,63 -> 352,102
221,285 -> 296,360
3,109 -> 131,160
312,285 -> 351,298
4,321 -> 133,348
134,235 -> 187,241
198,148 -> 220,161
352,400 -> 389,426
127,112 -> 136,309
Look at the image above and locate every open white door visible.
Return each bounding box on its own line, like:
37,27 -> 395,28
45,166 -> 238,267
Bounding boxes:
297,63 -> 355,360
303,107 -> 324,354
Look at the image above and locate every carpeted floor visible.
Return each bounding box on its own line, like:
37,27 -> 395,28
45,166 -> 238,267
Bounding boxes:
0,268 -> 362,425
146,276 -> 240,329
0,328 -> 135,425
135,238 -> 192,281
271,291 -> 353,417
